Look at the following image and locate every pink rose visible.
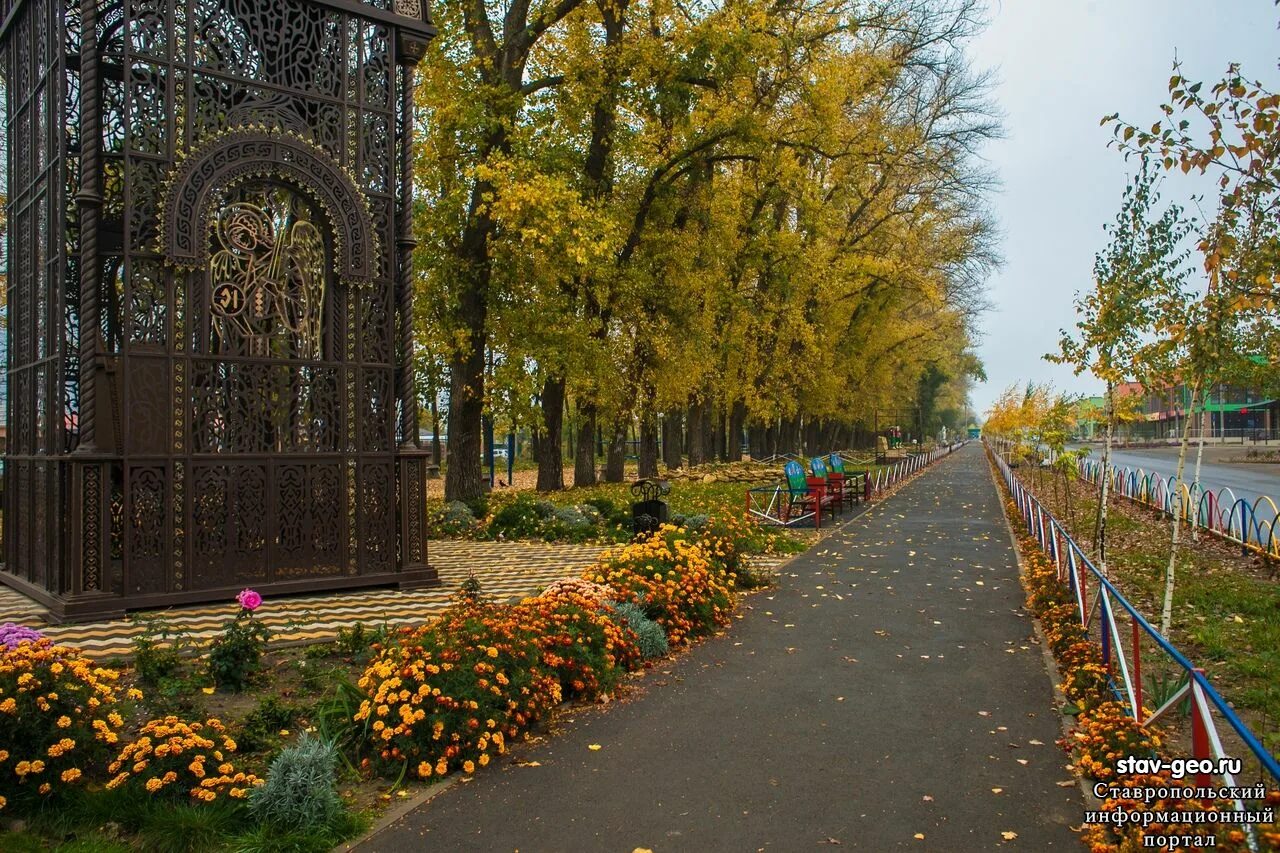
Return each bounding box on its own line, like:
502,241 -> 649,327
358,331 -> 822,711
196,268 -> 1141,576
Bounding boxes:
236,589 -> 263,612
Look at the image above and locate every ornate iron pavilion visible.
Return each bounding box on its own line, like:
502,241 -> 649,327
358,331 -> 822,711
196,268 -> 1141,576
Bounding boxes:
1,0 -> 437,621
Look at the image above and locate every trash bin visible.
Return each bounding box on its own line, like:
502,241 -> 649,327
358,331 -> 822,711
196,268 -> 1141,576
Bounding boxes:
631,479 -> 671,536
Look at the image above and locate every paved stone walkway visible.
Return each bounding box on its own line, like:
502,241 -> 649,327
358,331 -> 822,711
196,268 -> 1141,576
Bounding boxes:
358,444 -> 1080,852
0,542 -> 610,657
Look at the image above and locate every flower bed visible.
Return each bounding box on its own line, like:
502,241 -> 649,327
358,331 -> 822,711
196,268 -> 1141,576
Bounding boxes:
351,521 -> 747,784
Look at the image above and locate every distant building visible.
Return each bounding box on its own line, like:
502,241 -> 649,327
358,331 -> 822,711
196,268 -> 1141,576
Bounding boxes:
1095,378 -> 1278,441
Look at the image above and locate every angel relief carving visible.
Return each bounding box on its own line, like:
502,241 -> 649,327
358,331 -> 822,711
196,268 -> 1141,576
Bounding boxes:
208,183 -> 328,360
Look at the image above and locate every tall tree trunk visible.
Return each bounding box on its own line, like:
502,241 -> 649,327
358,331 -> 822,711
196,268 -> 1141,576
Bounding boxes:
687,401 -> 706,466
605,419 -> 627,482
748,423 -> 765,460
639,412 -> 659,478
1093,381 -> 1114,565
728,401 -> 746,462
534,376 -> 566,491
1161,378 -> 1201,636
662,410 -> 684,469
712,405 -> 726,462
430,394 -> 441,466
574,402 -> 598,487
1190,392 -> 1208,543
444,337 -> 486,501
765,421 -> 778,457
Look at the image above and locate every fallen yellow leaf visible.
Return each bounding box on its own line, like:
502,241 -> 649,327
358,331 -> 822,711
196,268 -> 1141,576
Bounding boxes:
201,687 -> 215,694
913,833 -> 925,840
1002,830 -> 1018,840
588,744 -> 602,751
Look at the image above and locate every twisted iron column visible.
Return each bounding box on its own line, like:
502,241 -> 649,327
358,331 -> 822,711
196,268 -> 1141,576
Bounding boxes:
396,65 -> 421,449
74,0 -> 103,454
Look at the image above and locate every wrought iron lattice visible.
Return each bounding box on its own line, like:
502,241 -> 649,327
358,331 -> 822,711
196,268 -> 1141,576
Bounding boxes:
1,0 -> 437,621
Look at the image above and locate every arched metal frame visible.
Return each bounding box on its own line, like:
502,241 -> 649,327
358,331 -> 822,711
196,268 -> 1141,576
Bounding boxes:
0,0 -> 437,621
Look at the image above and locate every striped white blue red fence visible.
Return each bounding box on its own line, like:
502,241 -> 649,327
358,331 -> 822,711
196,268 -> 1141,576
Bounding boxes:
993,446 -> 1280,799
1078,457 -> 1280,558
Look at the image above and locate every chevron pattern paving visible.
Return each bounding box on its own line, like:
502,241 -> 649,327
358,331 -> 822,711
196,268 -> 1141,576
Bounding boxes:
0,541 -> 787,659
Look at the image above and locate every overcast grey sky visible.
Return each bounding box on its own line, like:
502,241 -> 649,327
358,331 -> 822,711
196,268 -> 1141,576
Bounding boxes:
968,0 -> 1280,416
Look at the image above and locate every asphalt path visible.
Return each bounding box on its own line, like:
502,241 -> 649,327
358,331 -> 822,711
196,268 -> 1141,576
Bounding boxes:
357,445 -> 1080,853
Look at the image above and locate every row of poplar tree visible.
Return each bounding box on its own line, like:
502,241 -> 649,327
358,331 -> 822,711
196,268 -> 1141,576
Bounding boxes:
409,0 -> 998,500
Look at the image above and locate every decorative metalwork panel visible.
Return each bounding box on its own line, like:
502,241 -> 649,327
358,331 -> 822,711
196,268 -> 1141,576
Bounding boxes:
208,186 -> 328,360
2,0 -> 434,617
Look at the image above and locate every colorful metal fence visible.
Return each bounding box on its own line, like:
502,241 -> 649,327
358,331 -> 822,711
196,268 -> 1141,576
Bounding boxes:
995,448 -> 1280,797
1078,457 -> 1280,558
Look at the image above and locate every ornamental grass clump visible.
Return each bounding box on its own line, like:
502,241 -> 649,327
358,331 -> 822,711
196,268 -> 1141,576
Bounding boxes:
354,599 -> 561,782
606,601 -> 668,660
587,525 -> 736,646
248,734 -> 343,831
515,588 -> 642,698
106,716 -> 261,803
0,638 -> 132,811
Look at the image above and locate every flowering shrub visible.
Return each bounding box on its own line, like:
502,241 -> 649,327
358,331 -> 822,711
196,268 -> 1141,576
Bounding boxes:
540,578 -> 613,604
354,599 -> 561,781
0,623 -> 43,650
0,639 -> 132,810
587,526 -> 736,646
106,716 -> 260,802
1061,700 -> 1163,782
207,591 -> 270,691
515,589 -> 641,698
1079,776 -> 1280,852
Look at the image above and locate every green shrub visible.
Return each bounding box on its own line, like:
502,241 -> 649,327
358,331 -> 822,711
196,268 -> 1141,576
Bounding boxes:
436,501 -> 476,535
236,696 -> 300,755
248,735 -> 343,832
207,614 -> 269,692
463,494 -> 489,520
132,617 -> 193,687
333,622 -> 389,662
606,600 -> 668,659
533,499 -> 558,519
488,494 -> 549,540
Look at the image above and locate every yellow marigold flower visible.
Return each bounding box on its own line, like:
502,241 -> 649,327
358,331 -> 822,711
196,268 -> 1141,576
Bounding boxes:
0,795 -> 6,810
61,768 -> 82,783
218,763 -> 234,775
145,777 -> 164,793
229,787 -> 247,799
222,738 -> 237,752
463,760 -> 476,774
15,761 -> 31,776
435,759 -> 447,776
30,760 -> 44,774
0,698 -> 16,713
479,753 -> 490,767
417,761 -> 432,778
38,783 -> 51,795
0,750 -> 7,763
